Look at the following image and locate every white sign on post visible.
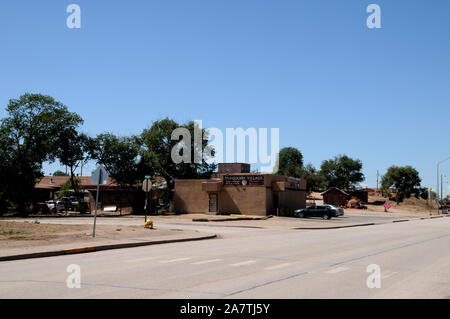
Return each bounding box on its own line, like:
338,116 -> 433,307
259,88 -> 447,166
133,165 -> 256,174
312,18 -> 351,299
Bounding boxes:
143,178 -> 152,221
91,166 -> 109,185
143,179 -> 152,193
91,166 -> 109,237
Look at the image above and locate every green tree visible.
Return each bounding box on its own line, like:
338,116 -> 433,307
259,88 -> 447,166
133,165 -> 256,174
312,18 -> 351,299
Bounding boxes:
300,163 -> 326,193
380,166 -> 421,203
417,187 -> 436,200
53,170 -> 69,176
441,195 -> 450,206
176,120 -> 217,179
57,178 -> 81,199
0,94 -> 83,215
140,118 -> 179,192
88,133 -> 144,213
55,130 -> 90,196
320,155 -> 364,191
275,147 -> 303,178
140,118 -> 216,205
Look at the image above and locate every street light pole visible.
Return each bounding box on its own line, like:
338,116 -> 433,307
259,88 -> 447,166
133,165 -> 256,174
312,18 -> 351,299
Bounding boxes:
437,157 -> 450,215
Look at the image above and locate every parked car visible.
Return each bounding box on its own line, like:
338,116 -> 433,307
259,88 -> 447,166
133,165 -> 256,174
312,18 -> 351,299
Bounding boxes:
45,200 -> 57,212
54,197 -> 79,212
68,196 -> 79,211
295,205 -> 344,220
54,199 -> 68,212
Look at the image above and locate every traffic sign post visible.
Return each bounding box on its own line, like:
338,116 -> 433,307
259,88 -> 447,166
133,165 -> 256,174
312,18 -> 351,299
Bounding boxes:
91,166 -> 109,238
142,177 -> 152,222
429,188 -> 432,215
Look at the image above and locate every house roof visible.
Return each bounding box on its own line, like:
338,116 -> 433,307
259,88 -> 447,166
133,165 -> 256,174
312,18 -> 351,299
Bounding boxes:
321,187 -> 350,196
35,176 -> 117,189
35,175 -> 167,190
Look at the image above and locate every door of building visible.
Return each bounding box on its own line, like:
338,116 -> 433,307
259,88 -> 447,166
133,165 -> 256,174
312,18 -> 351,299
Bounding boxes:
209,194 -> 218,213
272,194 -> 279,213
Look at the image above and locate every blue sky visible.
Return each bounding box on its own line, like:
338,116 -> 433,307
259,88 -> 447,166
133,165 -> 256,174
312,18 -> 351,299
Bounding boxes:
0,0 -> 449,193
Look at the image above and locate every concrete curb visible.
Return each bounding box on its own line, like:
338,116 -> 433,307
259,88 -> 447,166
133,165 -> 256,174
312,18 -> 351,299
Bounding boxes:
193,215 -> 273,222
392,219 -> 409,223
293,223 -> 376,230
0,234 -> 217,262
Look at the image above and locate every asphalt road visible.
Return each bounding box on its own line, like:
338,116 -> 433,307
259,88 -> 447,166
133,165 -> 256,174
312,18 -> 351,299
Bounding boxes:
1,218 -> 449,298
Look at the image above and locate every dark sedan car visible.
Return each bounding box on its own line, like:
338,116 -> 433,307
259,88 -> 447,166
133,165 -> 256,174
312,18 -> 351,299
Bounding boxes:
295,205 -> 344,220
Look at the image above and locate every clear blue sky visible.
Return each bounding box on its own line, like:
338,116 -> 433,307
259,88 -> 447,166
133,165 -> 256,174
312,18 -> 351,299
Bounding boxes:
1,0 -> 449,193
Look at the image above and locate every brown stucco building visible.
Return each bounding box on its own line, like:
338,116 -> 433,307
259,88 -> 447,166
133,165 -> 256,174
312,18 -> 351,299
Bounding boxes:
174,164 -> 307,216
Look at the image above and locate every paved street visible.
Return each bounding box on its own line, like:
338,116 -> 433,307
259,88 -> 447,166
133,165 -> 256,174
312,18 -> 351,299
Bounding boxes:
1,218 -> 449,298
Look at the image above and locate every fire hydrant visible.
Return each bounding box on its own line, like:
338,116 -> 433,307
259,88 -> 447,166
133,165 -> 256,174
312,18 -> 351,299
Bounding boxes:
144,219 -> 153,229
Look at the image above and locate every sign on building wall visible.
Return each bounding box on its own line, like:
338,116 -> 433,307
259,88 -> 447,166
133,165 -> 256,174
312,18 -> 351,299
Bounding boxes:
223,175 -> 264,186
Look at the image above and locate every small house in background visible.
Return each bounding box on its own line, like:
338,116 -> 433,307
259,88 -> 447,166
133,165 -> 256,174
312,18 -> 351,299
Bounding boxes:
322,188 -> 349,207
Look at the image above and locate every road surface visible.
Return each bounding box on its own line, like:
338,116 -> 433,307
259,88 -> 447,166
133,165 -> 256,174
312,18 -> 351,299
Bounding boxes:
1,218 -> 449,298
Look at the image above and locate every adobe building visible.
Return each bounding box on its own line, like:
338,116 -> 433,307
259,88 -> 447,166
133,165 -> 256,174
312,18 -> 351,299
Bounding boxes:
174,163 -> 307,216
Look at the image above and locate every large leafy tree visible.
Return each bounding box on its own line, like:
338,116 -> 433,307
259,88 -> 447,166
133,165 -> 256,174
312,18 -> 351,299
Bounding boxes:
380,166 -> 421,202
275,147 -> 304,178
300,163 -> 326,193
140,118 -> 216,203
55,129 -> 90,196
0,94 -> 83,215
177,121 -> 217,179
88,133 -> 145,213
53,170 -> 69,176
89,133 -> 143,186
320,154 -> 364,191
140,118 -> 179,197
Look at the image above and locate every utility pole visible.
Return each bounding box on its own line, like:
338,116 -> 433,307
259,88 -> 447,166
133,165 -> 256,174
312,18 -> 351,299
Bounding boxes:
376,170 -> 379,190
437,157 -> 450,215
429,188 -> 432,216
441,174 -> 447,205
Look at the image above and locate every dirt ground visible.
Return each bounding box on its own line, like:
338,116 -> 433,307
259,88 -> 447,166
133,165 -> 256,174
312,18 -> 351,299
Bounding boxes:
0,220 -> 180,250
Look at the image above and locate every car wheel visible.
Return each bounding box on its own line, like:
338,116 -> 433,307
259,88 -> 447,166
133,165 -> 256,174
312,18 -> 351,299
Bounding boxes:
297,212 -> 305,218
322,214 -> 331,220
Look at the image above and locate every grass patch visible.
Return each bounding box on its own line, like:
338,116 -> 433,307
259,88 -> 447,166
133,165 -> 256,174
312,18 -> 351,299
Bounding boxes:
1,230 -> 21,236
8,236 -> 29,240
3,212 -> 20,217
116,228 -> 122,232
